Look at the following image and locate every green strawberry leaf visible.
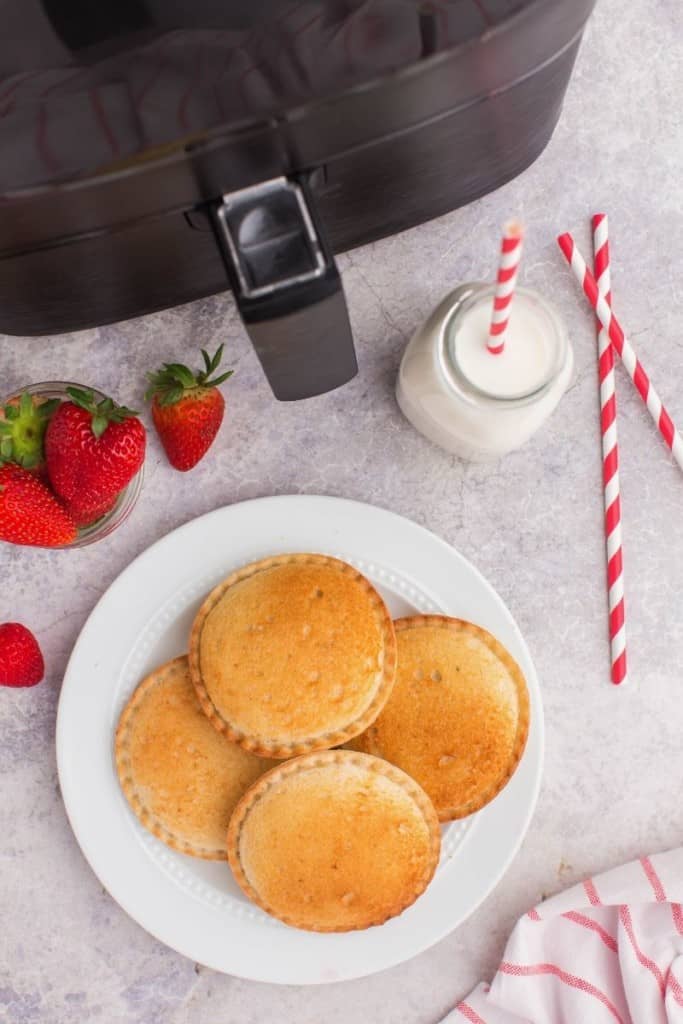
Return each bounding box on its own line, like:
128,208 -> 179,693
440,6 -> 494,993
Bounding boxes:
91,415 -> 108,439
66,387 -> 96,410
4,404 -> 19,421
147,345 -> 233,405
111,405 -> 139,420
164,363 -> 196,388
17,449 -> 40,468
213,345 -> 224,370
38,399 -> 60,419
159,386 -> 184,407
200,344 -> 224,381
206,370 -> 234,387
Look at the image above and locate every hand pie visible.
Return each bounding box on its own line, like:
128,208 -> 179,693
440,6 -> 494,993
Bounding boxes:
189,554 -> 396,758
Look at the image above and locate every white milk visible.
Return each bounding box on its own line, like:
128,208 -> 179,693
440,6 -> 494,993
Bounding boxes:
396,284 -> 573,461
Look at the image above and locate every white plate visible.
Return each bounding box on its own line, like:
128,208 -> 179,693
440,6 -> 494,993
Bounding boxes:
56,495 -> 543,985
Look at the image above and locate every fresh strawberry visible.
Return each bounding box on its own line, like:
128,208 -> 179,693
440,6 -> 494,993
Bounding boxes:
0,391 -> 59,477
45,388 -> 146,526
0,623 -> 45,688
0,463 -> 77,547
145,346 -> 233,471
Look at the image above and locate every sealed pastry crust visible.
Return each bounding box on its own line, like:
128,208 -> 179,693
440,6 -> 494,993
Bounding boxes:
115,656 -> 271,858
189,554 -> 397,758
356,616 -> 529,821
227,750 -> 441,931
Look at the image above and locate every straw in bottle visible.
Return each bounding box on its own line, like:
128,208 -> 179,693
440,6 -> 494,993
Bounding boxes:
487,220 -> 524,355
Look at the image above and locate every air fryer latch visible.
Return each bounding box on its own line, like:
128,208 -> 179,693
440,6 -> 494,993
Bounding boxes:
210,176 -> 357,402
213,177 -> 326,299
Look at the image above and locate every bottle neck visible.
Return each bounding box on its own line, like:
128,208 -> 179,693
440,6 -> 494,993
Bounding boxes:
441,284 -> 569,408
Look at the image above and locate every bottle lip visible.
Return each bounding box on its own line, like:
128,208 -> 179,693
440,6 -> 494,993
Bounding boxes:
439,283 -> 569,407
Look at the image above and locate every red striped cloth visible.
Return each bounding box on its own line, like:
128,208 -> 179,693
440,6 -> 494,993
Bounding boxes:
446,848 -> 683,1023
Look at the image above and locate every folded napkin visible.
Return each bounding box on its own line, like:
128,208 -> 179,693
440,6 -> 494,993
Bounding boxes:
444,848 -> 683,1024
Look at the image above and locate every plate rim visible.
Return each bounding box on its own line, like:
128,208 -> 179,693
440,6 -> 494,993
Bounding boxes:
56,494 -> 544,984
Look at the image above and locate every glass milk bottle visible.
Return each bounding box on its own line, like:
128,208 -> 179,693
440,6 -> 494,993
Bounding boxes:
396,283 -> 573,461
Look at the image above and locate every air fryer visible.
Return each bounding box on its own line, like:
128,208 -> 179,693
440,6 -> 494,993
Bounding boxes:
0,0 -> 596,400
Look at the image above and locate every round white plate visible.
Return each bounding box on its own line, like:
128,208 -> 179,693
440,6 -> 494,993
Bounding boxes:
56,495 -> 543,985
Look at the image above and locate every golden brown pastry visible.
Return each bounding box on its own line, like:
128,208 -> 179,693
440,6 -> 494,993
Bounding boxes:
227,750 -> 440,931
115,656 -> 271,858
356,616 -> 529,821
189,554 -> 396,758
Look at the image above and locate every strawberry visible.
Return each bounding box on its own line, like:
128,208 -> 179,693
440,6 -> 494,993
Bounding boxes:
0,623 -> 45,688
0,463 -> 77,547
145,346 -> 233,471
45,388 -> 146,526
0,391 -> 59,477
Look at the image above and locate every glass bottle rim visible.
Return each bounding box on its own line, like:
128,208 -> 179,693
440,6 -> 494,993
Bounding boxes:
439,283 -> 569,407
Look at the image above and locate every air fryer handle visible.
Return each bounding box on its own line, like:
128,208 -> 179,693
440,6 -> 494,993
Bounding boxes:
210,176 -> 358,402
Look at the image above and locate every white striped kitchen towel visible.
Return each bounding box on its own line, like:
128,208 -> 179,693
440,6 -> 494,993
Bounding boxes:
444,847 -> 683,1023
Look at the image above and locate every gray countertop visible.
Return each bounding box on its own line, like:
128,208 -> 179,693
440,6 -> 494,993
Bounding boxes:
2,1 -> 683,1021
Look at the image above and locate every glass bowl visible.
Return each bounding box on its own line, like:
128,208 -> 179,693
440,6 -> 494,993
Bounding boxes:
2,381 -> 144,548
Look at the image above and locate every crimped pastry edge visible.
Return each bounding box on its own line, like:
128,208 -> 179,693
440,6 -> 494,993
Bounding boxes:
188,553 -> 397,758
226,749 -> 441,932
358,615 -> 531,822
114,655 -> 228,860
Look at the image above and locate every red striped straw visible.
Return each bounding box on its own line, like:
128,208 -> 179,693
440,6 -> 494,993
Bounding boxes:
558,232 -> 683,472
592,214 -> 627,686
487,220 -> 524,354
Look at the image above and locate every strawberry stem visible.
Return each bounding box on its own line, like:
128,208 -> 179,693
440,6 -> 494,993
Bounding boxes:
0,393 -> 59,468
65,387 -> 139,439
145,345 -> 234,407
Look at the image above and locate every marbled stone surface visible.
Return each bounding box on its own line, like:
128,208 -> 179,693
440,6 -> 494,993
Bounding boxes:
2,1 -> 682,1021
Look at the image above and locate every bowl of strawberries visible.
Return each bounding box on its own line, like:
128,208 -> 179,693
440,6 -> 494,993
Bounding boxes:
0,382 -> 146,548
